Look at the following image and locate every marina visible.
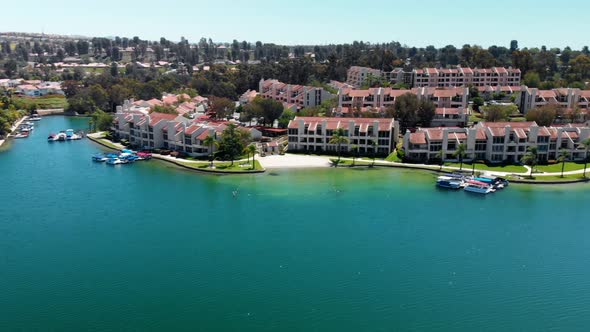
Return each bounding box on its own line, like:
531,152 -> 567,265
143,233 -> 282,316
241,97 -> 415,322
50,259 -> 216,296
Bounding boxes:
435,173 -> 509,194
92,149 -> 152,165
47,129 -> 84,142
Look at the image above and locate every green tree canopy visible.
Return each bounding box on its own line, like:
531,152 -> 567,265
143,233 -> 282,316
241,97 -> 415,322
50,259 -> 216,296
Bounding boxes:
525,104 -> 558,126
482,104 -> 518,122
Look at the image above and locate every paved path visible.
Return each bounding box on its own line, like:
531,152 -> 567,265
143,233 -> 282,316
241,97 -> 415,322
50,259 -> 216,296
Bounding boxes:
339,158 -> 588,178
258,154 -> 332,168
0,116 -> 27,148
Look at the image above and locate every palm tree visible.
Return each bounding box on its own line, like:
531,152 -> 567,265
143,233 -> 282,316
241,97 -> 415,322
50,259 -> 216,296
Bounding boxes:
246,144 -> 257,169
329,127 -> 349,166
558,148 -> 569,178
582,138 -> 590,178
369,139 -> 377,167
350,144 -> 358,167
203,135 -> 218,168
435,149 -> 444,170
521,146 -> 538,178
453,144 -> 467,171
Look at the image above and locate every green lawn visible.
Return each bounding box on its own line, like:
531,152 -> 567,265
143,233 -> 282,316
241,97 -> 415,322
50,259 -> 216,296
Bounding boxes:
330,159 -> 374,167
508,174 -> 587,182
385,151 -> 402,162
444,162 -> 527,173
534,162 -> 587,173
13,96 -> 68,109
176,160 -> 264,173
96,138 -> 122,150
469,114 -> 485,123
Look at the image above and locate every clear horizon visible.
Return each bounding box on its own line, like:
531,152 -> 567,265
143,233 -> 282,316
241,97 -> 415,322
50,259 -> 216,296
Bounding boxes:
4,0 -> 590,49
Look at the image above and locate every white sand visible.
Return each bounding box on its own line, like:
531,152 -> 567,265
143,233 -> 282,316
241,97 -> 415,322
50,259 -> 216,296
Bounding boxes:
258,154 -> 332,168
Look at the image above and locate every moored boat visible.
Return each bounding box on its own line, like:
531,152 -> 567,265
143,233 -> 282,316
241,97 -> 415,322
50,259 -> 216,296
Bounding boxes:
13,132 -> 29,139
106,158 -> 128,165
436,176 -> 463,189
464,180 -> 495,194
92,154 -> 109,162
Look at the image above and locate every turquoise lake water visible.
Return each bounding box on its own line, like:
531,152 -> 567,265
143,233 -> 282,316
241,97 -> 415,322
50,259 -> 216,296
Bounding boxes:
1,116 -> 590,331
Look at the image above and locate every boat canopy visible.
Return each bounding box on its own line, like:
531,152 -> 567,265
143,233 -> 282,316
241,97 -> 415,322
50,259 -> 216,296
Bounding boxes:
474,177 -> 494,184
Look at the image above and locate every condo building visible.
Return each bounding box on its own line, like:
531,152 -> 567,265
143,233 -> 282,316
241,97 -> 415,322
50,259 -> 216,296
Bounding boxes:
403,121 -> 590,164
259,79 -> 333,109
346,66 -> 521,88
113,98 -> 261,156
287,117 -> 399,155
346,66 -> 384,88
516,87 -> 590,114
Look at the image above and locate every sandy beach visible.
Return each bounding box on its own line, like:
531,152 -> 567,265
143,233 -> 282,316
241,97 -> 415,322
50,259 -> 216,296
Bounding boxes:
257,154 -> 332,168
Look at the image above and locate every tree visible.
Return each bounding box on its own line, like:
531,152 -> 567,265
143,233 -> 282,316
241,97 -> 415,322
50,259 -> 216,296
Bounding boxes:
582,138 -> 590,178
89,110 -> 114,132
393,93 -> 419,132
417,99 -> 436,127
523,71 -> 541,88
150,105 -> 178,115
219,124 -> 244,166
472,97 -> 484,112
521,146 -> 538,178
110,62 -> 118,77
203,134 -> 218,167
252,97 -> 284,127
3,60 -> 17,77
453,143 -> 467,170
435,149 -> 444,170
278,109 -> 296,129
369,139 -> 377,167
557,148 -> 569,178
209,96 -> 235,120
350,144 -> 358,167
482,104 -> 516,122
329,127 -> 349,166
246,143 -> 257,169
525,105 -> 558,126
510,40 -> 519,52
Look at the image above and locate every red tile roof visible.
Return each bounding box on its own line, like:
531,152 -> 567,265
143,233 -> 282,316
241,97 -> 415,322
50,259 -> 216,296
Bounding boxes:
149,112 -> 177,126
409,132 -> 426,144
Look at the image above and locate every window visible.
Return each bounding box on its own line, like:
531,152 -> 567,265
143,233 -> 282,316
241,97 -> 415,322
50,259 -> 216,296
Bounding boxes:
493,137 -> 505,144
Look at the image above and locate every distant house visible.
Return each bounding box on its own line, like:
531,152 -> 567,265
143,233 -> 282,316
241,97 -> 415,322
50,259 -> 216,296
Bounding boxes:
239,90 -> 258,105
16,84 -> 40,97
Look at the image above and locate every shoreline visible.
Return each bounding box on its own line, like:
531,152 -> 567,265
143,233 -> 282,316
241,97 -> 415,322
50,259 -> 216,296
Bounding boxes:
87,133 -> 266,175
87,133 -> 589,185
0,116 -> 27,149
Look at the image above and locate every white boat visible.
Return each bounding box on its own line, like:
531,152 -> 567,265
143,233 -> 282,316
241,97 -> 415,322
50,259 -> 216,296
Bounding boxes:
55,132 -> 67,141
464,180 -> 495,194
28,115 -> 42,121
106,158 -> 128,165
436,176 -> 463,189
13,132 -> 29,139
92,154 -> 108,162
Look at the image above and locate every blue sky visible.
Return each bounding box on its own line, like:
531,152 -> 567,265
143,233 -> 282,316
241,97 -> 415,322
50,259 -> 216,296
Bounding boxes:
5,0 -> 590,48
